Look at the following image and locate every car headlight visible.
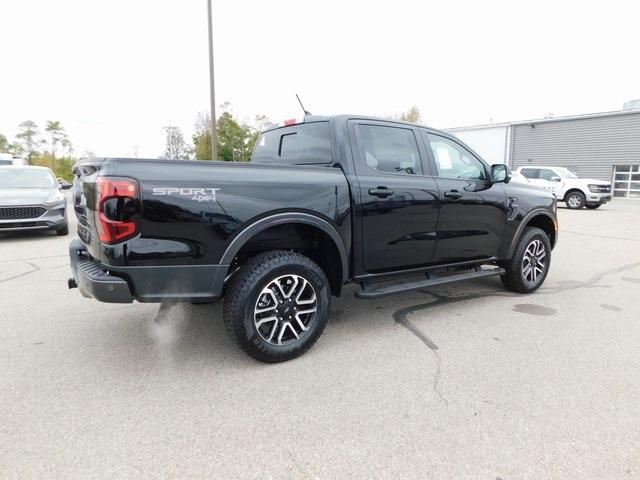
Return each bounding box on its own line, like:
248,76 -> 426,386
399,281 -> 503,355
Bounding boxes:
46,192 -> 66,204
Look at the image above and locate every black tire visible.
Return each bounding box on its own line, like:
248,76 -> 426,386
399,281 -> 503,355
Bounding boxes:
565,191 -> 585,209
223,250 -> 331,363
500,227 -> 551,294
585,204 -> 602,209
56,224 -> 69,236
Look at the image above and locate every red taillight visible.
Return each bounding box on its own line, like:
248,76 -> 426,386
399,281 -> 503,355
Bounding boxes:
95,177 -> 139,244
283,118 -> 298,126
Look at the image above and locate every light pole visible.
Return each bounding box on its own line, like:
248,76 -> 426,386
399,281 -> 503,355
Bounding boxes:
207,0 -> 217,160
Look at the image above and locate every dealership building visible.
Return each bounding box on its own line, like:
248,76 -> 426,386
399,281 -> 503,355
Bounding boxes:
447,103 -> 640,199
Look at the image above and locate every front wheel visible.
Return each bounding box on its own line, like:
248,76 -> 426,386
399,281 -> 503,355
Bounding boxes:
565,191 -> 585,209
223,250 -> 331,363
500,227 -> 551,293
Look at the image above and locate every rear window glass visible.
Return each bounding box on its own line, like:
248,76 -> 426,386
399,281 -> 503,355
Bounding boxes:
252,122 -> 332,165
0,160 -> 12,165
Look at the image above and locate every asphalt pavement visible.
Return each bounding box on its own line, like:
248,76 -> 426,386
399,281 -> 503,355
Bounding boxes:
2,200 -> 640,479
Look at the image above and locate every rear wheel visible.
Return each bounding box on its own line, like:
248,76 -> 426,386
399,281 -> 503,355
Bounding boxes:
500,227 -> 551,293
565,191 -> 585,209
223,250 -> 331,363
56,224 -> 69,236
585,204 -> 602,209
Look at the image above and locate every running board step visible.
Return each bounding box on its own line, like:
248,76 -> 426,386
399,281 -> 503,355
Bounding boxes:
355,267 -> 505,299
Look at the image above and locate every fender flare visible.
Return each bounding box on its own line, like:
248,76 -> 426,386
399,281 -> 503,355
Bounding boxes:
220,212 -> 349,283
506,208 -> 557,258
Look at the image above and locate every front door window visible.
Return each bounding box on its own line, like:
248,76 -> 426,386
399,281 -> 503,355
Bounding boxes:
426,134 -> 487,181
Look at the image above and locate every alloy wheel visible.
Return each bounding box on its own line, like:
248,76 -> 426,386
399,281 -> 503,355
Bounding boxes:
253,274 -> 317,346
568,194 -> 581,208
521,239 -> 546,283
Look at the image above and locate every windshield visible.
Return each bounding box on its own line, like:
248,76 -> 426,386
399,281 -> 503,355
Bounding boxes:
0,168 -> 57,189
556,167 -> 578,179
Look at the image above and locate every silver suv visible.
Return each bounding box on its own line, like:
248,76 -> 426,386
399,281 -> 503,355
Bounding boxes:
0,166 -> 71,235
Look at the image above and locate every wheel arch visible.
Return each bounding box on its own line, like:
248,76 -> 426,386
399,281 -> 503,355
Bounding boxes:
220,212 -> 349,292
505,209 -> 557,259
563,188 -> 586,202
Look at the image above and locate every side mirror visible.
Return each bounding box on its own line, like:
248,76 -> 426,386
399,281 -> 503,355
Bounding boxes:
58,179 -> 73,190
491,164 -> 511,184
551,175 -> 561,182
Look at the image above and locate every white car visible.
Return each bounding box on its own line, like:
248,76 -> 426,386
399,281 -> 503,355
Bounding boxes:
515,166 -> 612,210
0,154 -> 27,166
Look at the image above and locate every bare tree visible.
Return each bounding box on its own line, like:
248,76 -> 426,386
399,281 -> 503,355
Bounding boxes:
161,126 -> 191,160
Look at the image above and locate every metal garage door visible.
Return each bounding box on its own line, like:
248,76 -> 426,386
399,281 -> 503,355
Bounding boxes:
510,111 -> 640,181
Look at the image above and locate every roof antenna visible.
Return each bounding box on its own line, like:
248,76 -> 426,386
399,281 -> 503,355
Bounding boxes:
296,93 -> 312,116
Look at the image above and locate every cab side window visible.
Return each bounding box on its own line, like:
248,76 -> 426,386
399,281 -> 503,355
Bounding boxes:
538,169 -> 556,181
358,124 -> 422,175
426,134 -> 487,181
520,168 -> 540,179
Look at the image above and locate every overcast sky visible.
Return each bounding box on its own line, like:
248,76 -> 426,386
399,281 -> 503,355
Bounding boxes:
1,0 -> 638,158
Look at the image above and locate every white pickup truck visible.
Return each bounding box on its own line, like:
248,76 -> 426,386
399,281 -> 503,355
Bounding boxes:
516,166 -> 612,209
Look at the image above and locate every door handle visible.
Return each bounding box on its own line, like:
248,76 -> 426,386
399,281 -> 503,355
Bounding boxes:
444,190 -> 463,200
369,187 -> 394,198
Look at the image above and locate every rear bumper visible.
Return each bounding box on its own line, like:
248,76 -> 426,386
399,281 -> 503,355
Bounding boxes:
68,239 -> 228,303
69,240 -> 133,303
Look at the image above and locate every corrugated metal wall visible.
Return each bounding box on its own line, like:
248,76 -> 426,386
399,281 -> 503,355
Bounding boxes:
510,112 -> 640,181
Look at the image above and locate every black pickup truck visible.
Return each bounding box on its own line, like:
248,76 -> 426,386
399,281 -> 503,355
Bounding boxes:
69,115 -> 557,362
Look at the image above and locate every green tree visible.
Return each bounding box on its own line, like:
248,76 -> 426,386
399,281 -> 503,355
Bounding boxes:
31,152 -> 75,181
9,142 -> 25,157
193,130 -> 213,160
15,120 -> 42,162
217,112 -> 252,162
193,109 -> 272,162
193,111 -> 213,160
0,133 -> 10,153
0,134 -> 23,156
45,120 -> 72,158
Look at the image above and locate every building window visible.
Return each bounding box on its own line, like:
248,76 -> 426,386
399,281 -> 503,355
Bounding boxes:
613,165 -> 640,198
